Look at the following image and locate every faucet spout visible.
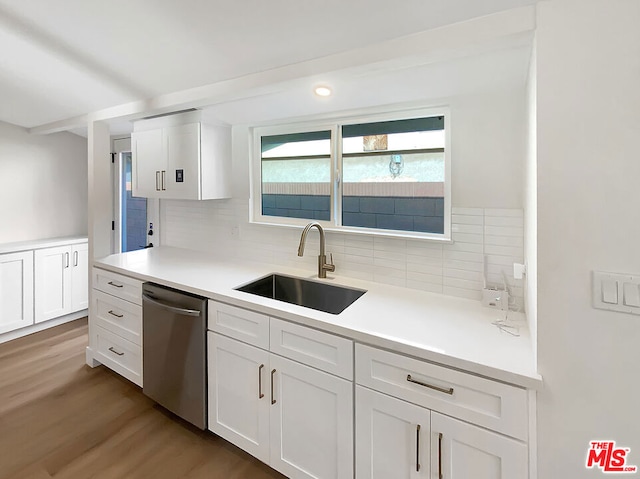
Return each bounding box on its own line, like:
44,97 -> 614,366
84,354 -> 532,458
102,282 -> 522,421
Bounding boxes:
297,222 -> 334,278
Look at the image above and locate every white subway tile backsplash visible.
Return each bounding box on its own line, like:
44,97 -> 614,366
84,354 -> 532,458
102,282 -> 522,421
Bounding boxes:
406,280 -> 444,294
451,214 -> 484,225
452,223 -> 483,234
484,216 -> 524,227
451,232 -> 483,244
484,225 -> 524,237
161,201 -> 525,311
443,259 -> 485,272
483,244 -> 524,258
451,207 -> 483,216
443,250 -> 484,263
407,270 -> 442,285
484,235 -> 524,247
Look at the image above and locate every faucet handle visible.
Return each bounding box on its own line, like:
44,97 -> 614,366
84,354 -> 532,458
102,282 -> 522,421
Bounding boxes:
324,253 -> 336,273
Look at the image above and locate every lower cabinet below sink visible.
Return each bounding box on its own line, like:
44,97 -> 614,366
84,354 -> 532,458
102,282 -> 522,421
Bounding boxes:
208,319 -> 353,479
208,300 -> 532,479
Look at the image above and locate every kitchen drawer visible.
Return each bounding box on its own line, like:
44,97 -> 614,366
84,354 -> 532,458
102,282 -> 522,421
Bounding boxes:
94,325 -> 142,386
355,344 -> 528,440
208,301 -> 269,349
270,318 -> 353,380
92,289 -> 142,345
93,268 -> 142,305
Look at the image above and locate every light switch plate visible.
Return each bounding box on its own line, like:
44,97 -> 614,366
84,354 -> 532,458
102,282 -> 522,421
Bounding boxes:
593,271 -> 640,315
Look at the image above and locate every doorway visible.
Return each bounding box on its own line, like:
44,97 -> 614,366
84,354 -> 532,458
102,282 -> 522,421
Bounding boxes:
120,151 -> 148,252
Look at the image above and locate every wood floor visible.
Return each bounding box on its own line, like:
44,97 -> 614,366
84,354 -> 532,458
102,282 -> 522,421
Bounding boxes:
0,319 -> 286,479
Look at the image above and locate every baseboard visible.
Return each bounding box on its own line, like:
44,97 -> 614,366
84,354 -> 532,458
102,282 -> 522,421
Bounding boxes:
0,310 -> 88,345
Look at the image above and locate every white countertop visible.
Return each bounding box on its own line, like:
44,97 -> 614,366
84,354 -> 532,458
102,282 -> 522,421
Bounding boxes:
94,246 -> 541,389
0,236 -> 88,255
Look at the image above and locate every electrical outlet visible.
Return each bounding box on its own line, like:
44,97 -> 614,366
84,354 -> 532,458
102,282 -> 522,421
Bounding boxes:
482,288 -> 509,310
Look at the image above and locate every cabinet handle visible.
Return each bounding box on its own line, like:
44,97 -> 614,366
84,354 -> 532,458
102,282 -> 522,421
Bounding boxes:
108,347 -> 124,356
270,368 -> 276,405
156,171 -> 160,191
73,250 -> 78,267
107,281 -> 124,288
416,424 -> 421,472
438,432 -> 443,479
107,310 -> 124,318
407,374 -> 454,395
64,252 -> 69,268
258,364 -> 265,399
161,170 -> 166,190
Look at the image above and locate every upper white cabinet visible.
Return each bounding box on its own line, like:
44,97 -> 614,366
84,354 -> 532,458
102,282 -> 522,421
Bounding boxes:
0,251 -> 34,335
131,112 -> 231,200
35,242 -> 88,323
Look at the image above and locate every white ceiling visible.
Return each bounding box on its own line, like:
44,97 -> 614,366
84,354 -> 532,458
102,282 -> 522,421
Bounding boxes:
0,0 -> 537,131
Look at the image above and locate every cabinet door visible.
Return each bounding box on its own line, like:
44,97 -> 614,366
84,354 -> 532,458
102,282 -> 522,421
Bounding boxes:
70,242 -> 88,311
0,251 -> 34,334
431,412 -> 528,479
270,354 -> 353,479
132,129 -> 164,198
164,123 -> 201,200
35,246 -> 71,323
356,386 -> 430,479
208,332 -> 270,463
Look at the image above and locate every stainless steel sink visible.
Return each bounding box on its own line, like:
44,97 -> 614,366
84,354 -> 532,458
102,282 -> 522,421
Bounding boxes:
235,273 -> 366,315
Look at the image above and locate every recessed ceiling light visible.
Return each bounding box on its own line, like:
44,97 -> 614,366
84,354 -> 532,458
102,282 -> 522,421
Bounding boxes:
314,86 -> 332,97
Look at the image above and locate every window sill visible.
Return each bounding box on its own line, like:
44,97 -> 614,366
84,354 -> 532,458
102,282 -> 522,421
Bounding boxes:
249,218 -> 453,244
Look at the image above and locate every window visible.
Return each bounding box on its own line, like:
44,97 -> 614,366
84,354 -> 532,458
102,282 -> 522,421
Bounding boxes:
252,109 -> 450,240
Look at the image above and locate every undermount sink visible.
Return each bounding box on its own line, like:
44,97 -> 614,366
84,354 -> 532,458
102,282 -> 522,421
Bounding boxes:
235,273 -> 366,315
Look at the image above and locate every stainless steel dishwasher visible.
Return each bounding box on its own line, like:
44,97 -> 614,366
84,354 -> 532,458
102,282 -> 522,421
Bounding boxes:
142,282 -> 207,429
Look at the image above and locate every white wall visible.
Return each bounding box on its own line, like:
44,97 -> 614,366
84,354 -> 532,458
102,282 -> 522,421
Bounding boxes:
0,121 -> 88,244
525,41 -> 538,362
536,1 -> 640,476
161,87 -> 528,304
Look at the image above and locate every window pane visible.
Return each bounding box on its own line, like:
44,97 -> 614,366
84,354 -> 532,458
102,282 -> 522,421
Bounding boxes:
342,117 -> 445,233
261,131 -> 331,221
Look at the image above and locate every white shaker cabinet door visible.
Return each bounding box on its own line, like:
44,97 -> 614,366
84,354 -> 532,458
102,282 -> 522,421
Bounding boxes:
207,332 -> 270,464
356,386 -> 431,479
269,354 -> 353,479
0,251 -> 34,334
70,242 -> 88,312
132,128 -> 164,198
34,246 -> 71,323
431,412 -> 528,479
164,123 -> 201,200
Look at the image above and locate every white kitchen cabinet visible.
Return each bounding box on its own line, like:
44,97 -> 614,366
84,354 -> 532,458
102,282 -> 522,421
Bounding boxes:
208,331 -> 270,463
35,242 -> 88,323
207,302 -> 353,479
270,353 -> 353,479
356,386 -> 431,479
0,251 -> 34,334
132,120 -> 231,200
131,128 -> 163,198
70,242 -> 88,311
432,412 -> 528,479
90,267 -> 143,386
355,345 -> 529,479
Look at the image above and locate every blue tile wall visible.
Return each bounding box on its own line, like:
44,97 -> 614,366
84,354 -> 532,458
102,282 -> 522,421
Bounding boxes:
262,194 -> 444,233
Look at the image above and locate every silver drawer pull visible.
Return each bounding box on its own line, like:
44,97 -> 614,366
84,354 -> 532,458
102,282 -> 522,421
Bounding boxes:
108,310 -> 124,318
107,281 -> 124,288
108,347 -> 124,356
407,374 -> 454,395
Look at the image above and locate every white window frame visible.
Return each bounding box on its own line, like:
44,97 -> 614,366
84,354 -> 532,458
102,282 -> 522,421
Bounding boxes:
250,106 -> 451,241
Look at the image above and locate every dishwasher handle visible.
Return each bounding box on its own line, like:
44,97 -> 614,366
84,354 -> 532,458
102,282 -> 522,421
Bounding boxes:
142,293 -> 202,317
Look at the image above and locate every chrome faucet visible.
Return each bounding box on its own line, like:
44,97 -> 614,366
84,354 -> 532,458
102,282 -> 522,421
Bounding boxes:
297,222 -> 335,278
